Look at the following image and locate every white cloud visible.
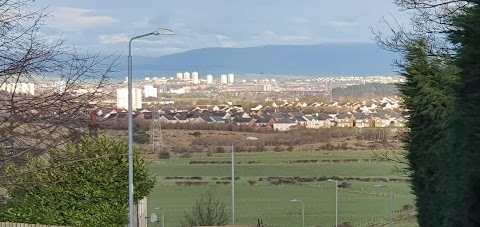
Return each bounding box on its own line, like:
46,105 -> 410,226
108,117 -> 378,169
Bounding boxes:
263,31 -> 308,42
99,33 -> 129,44
216,35 -> 235,47
327,20 -> 358,28
52,7 -> 117,30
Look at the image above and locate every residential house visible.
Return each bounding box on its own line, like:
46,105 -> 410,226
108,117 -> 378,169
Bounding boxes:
174,114 -> 189,123
353,113 -> 372,128
253,117 -> 275,128
288,112 -> 304,118
336,113 -> 354,127
234,118 -> 256,127
294,116 -> 308,127
251,104 -> 263,111
232,104 -> 244,111
210,116 -> 226,124
268,112 -> 284,120
185,111 -> 202,122
370,113 -> 390,127
159,114 -> 177,124
273,118 -> 297,131
305,113 -> 331,129
393,116 -> 407,128
195,115 -> 215,124
211,112 -> 231,120
231,112 -> 250,121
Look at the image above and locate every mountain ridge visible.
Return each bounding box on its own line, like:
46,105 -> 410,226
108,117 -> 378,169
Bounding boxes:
115,43 -> 398,78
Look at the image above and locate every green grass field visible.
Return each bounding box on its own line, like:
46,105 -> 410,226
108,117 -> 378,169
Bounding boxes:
147,151 -> 416,227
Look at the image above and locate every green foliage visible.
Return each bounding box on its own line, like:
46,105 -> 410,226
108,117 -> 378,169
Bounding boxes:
215,146 -> 226,153
332,83 -> 399,100
158,151 -> 171,159
190,131 -> 202,137
0,135 -> 155,226
397,39 -> 459,226
133,131 -> 150,144
447,2 -> 480,225
180,191 -> 229,227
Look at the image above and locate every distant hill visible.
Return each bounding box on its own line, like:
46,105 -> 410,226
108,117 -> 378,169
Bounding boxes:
115,43 -> 399,79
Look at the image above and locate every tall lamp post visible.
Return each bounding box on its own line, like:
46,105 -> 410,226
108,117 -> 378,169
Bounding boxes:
128,28 -> 174,227
327,179 -> 338,227
375,184 -> 392,227
290,199 -> 305,227
154,207 -> 165,227
231,136 -> 258,225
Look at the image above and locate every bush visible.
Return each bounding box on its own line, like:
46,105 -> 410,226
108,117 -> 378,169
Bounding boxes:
158,151 -> 171,159
180,153 -> 192,158
180,192 -> 229,227
215,147 -> 226,153
255,144 -> 266,152
248,180 -> 257,186
190,131 -> 202,137
133,133 -> 150,144
273,146 -> 284,152
339,182 -> 351,188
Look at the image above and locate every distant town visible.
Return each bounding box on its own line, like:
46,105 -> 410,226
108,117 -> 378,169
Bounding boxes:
94,73 -> 405,131
0,73 -> 406,131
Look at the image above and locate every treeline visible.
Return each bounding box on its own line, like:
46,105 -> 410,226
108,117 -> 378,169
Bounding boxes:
190,128 -> 394,147
382,1 -> 480,226
333,83 -> 399,100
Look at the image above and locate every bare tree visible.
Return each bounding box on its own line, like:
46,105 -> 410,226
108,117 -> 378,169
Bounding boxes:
373,0 -> 469,57
0,0 -> 116,182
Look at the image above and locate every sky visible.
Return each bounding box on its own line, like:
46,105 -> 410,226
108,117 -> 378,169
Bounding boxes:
34,0 -> 411,57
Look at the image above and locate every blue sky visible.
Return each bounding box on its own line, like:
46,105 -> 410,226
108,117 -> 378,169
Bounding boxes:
35,0 -> 410,56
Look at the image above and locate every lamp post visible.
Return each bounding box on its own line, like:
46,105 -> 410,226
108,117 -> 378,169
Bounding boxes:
128,28 -> 174,227
290,199 -> 305,227
154,207 -> 165,227
327,179 -> 338,227
231,136 -> 258,225
375,184 -> 392,227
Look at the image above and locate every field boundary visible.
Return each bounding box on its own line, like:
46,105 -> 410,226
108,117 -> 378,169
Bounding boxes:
0,223 -> 67,227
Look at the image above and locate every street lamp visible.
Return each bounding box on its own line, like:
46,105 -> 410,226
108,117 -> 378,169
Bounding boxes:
290,199 -> 305,227
327,179 -> 338,227
154,207 -> 165,227
127,28 -> 174,227
375,184 -> 392,227
231,136 -> 258,225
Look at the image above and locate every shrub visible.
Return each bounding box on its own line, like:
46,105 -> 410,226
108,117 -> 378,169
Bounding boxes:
190,131 -> 202,137
158,151 -> 171,159
273,146 -> 284,152
339,182 -> 351,188
133,133 -> 150,144
180,153 -> 192,159
215,147 -> 226,153
180,192 -> 229,227
248,180 -> 257,186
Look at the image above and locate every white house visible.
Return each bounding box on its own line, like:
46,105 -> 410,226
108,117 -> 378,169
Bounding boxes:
273,118 -> 297,131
